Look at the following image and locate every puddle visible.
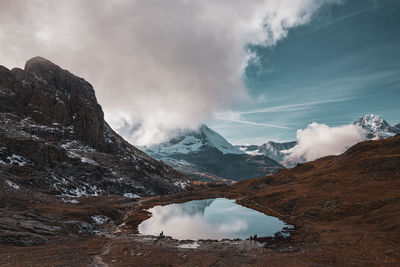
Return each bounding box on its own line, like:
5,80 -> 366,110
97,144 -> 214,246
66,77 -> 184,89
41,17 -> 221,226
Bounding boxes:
138,198 -> 292,240
177,242 -> 200,249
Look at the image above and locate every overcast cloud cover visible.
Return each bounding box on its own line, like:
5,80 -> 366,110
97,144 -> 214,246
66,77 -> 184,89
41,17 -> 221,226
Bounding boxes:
0,0 -> 340,145
283,123 -> 367,163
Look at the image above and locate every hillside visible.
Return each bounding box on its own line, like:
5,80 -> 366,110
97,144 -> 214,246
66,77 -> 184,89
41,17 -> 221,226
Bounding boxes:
1,119 -> 399,265
233,134 -> 400,265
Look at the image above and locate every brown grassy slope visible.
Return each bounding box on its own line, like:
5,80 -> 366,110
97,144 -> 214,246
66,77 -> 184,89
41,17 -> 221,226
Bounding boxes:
234,135 -> 400,264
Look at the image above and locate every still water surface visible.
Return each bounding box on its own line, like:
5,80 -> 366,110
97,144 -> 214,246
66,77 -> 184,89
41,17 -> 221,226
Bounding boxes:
138,198 -> 292,240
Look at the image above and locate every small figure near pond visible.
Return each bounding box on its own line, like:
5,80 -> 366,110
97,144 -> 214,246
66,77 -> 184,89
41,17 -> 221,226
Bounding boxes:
158,231 -> 165,239
249,234 -> 257,241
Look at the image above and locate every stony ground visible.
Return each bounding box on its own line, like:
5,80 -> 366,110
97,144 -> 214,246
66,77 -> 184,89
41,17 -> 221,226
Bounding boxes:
1,181 -> 399,266
1,136 -> 400,266
0,188 -> 317,267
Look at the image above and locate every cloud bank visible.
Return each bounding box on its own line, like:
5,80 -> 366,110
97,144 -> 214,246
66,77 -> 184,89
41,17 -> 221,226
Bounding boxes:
0,0 -> 339,145
284,122 -> 367,163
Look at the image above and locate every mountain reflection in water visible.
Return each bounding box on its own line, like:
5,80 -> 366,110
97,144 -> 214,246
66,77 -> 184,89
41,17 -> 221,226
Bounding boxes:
138,198 -> 291,240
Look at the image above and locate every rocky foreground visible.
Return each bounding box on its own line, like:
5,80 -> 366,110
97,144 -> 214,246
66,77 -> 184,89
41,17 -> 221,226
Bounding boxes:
1,134 -> 399,266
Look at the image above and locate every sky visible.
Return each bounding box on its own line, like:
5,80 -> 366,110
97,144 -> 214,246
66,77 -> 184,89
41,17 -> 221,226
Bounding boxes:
0,0 -> 399,146
208,0 -> 400,144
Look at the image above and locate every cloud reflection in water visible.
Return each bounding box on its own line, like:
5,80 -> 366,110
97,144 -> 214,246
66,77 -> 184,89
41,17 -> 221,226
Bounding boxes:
139,198 -> 289,240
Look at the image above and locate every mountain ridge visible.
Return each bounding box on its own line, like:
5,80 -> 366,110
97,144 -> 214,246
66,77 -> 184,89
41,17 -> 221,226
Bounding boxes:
238,113 -> 400,165
144,124 -> 283,182
0,57 -> 189,197
145,124 -> 244,156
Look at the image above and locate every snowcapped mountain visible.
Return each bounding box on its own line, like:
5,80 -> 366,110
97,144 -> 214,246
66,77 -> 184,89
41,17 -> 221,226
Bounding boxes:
146,124 -> 244,156
238,114 -> 399,165
144,124 -> 283,182
353,113 -> 400,139
237,141 -> 297,163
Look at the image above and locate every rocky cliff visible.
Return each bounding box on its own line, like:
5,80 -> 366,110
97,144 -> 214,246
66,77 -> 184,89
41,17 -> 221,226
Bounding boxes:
0,57 -> 189,198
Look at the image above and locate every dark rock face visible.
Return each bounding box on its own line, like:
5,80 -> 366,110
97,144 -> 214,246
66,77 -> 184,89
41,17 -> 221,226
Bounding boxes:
0,57 -> 189,198
0,209 -> 60,246
168,148 -> 283,181
1,57 -> 105,150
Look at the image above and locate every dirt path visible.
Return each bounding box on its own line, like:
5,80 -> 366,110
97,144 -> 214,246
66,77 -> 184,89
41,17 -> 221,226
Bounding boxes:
91,239 -> 112,267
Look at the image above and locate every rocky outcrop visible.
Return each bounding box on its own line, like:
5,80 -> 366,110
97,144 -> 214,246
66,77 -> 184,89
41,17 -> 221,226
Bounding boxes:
1,57 -> 105,150
0,209 -> 61,246
0,57 -> 190,198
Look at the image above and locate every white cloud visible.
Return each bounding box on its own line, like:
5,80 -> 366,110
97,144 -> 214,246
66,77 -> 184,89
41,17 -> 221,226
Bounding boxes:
283,122 -> 367,163
0,0 -> 340,146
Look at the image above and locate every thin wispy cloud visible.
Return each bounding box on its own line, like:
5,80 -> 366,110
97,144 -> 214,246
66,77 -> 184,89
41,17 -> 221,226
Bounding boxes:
219,118 -> 290,129
294,0 -> 400,40
213,110 -> 290,129
239,97 -> 354,115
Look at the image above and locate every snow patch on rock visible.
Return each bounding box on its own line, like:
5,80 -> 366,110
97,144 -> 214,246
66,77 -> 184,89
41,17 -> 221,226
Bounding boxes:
61,198 -> 80,204
0,154 -> 30,166
123,193 -> 140,199
5,179 -> 20,190
91,215 -> 109,225
174,180 -> 190,189
60,140 -> 98,165
177,242 -> 200,249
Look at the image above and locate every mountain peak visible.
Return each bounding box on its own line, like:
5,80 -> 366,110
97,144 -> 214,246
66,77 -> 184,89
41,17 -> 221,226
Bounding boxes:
144,123 -> 283,182
354,113 -> 398,139
197,124 -> 244,154
354,113 -> 390,130
24,57 -> 67,80
25,56 -> 56,71
146,124 -> 243,155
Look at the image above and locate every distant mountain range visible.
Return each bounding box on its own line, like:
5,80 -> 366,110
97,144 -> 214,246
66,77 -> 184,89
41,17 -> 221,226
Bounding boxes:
238,114 -> 400,165
144,124 -> 283,182
144,114 -> 399,182
236,141 -> 297,164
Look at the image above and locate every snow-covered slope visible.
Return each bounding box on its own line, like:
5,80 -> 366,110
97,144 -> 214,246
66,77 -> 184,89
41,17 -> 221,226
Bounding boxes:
144,124 -> 283,182
146,124 -> 244,156
237,141 -> 297,163
353,114 -> 400,139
